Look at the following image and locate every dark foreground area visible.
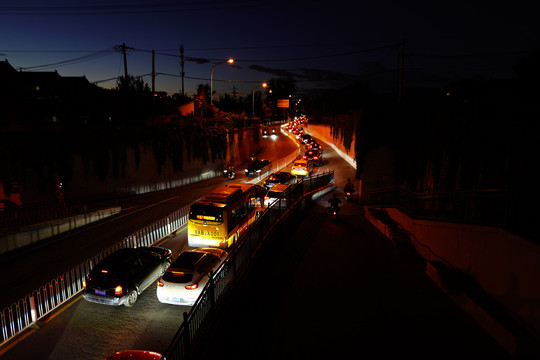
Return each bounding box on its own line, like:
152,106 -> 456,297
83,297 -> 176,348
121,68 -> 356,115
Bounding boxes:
196,193 -> 510,359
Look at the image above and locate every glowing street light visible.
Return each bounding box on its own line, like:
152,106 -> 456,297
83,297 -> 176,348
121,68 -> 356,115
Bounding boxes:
210,58 -> 234,105
252,82 -> 267,115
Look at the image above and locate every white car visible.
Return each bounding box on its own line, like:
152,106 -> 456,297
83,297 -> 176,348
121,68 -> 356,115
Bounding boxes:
264,183 -> 292,208
156,248 -> 227,306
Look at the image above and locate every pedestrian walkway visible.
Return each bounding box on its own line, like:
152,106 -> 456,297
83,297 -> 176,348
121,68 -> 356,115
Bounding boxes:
196,191 -> 510,359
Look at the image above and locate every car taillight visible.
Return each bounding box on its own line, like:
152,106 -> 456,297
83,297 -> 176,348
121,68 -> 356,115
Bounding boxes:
185,284 -> 198,290
83,280 -> 86,290
314,156 -> 318,160
302,155 -> 307,159
157,280 -> 164,287
115,285 -> 123,296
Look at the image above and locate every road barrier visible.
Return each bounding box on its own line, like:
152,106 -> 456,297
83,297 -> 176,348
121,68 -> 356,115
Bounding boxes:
0,206 -> 189,347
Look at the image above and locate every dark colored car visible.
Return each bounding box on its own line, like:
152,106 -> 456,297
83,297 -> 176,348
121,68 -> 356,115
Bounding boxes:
308,142 -> 323,153
83,246 -> 172,307
245,159 -> 272,177
264,171 -> 296,189
300,134 -> 311,143
303,149 -> 323,166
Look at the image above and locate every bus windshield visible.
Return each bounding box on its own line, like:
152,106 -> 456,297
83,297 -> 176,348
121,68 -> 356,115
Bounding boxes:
189,203 -> 224,223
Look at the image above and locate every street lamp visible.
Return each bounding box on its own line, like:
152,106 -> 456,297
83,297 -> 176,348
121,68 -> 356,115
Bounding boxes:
210,58 -> 234,105
252,82 -> 267,115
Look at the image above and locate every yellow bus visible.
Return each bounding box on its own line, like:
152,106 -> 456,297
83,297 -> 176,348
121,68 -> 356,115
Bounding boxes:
187,184 -> 266,249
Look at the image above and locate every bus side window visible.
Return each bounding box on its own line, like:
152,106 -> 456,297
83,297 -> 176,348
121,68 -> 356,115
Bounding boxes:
229,203 -> 248,233
249,196 -> 260,208
232,203 -> 247,219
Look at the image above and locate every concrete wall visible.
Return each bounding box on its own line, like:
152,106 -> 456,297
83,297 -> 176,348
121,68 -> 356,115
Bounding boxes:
386,207 -> 540,335
305,123 -> 394,202
306,122 -> 540,337
20,126 -> 262,204
305,124 -> 356,169
0,207 -> 121,255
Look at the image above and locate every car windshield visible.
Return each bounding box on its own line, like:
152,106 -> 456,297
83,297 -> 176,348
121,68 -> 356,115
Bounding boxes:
171,252 -> 205,269
163,271 -> 193,283
267,190 -> 282,198
294,162 -> 305,167
92,260 -> 135,282
269,174 -> 284,181
251,160 -> 267,168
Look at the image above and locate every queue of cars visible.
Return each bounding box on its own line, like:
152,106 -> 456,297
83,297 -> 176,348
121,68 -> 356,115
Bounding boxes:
83,246 -> 227,308
83,119 -> 321,310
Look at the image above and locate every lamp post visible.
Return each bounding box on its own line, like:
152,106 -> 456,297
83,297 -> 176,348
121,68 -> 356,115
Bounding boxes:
210,58 -> 234,105
252,82 -> 267,115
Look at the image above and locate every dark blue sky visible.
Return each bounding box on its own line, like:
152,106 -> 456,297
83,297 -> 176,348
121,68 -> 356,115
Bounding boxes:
1,0 -> 539,97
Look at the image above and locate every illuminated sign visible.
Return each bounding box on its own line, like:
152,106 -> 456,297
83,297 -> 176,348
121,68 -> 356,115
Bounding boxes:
277,99 -> 289,108
197,215 -> 216,220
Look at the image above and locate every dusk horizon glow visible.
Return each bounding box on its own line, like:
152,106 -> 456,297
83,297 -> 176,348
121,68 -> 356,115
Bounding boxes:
2,0 -> 539,97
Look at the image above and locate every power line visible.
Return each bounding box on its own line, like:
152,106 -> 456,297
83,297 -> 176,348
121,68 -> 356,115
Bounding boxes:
19,48 -> 115,70
4,43 -> 397,73
0,0 -> 314,15
94,72 -> 265,86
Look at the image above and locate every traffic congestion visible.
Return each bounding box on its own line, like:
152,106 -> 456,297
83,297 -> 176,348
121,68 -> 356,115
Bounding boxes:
0,117 -> 511,360
0,117 -> 336,360
81,118 -> 324,310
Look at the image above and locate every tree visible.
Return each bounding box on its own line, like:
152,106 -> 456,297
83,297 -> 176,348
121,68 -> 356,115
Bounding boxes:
116,75 -> 151,95
114,75 -> 152,126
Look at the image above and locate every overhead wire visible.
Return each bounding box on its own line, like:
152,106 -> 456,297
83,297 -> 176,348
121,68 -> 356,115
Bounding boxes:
0,0 -> 315,15
19,48 -> 115,70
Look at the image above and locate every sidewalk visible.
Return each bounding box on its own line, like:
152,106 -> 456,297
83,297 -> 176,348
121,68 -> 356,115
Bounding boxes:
196,191 -> 510,359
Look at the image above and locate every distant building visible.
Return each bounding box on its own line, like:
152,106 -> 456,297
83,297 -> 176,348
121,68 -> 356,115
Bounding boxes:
0,59 -> 102,130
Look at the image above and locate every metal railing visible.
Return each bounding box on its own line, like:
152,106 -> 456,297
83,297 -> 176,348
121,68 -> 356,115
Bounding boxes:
163,170 -> 335,360
0,140 -> 328,352
0,206 -> 189,346
0,202 -> 88,230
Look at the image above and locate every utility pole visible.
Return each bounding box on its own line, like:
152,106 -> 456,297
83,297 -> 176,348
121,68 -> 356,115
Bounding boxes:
397,40 -> 405,104
180,45 -> 185,96
122,43 -> 128,78
114,43 -> 129,78
152,50 -> 155,93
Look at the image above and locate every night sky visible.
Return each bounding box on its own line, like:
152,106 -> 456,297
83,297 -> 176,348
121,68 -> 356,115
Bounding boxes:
1,0 -> 539,97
